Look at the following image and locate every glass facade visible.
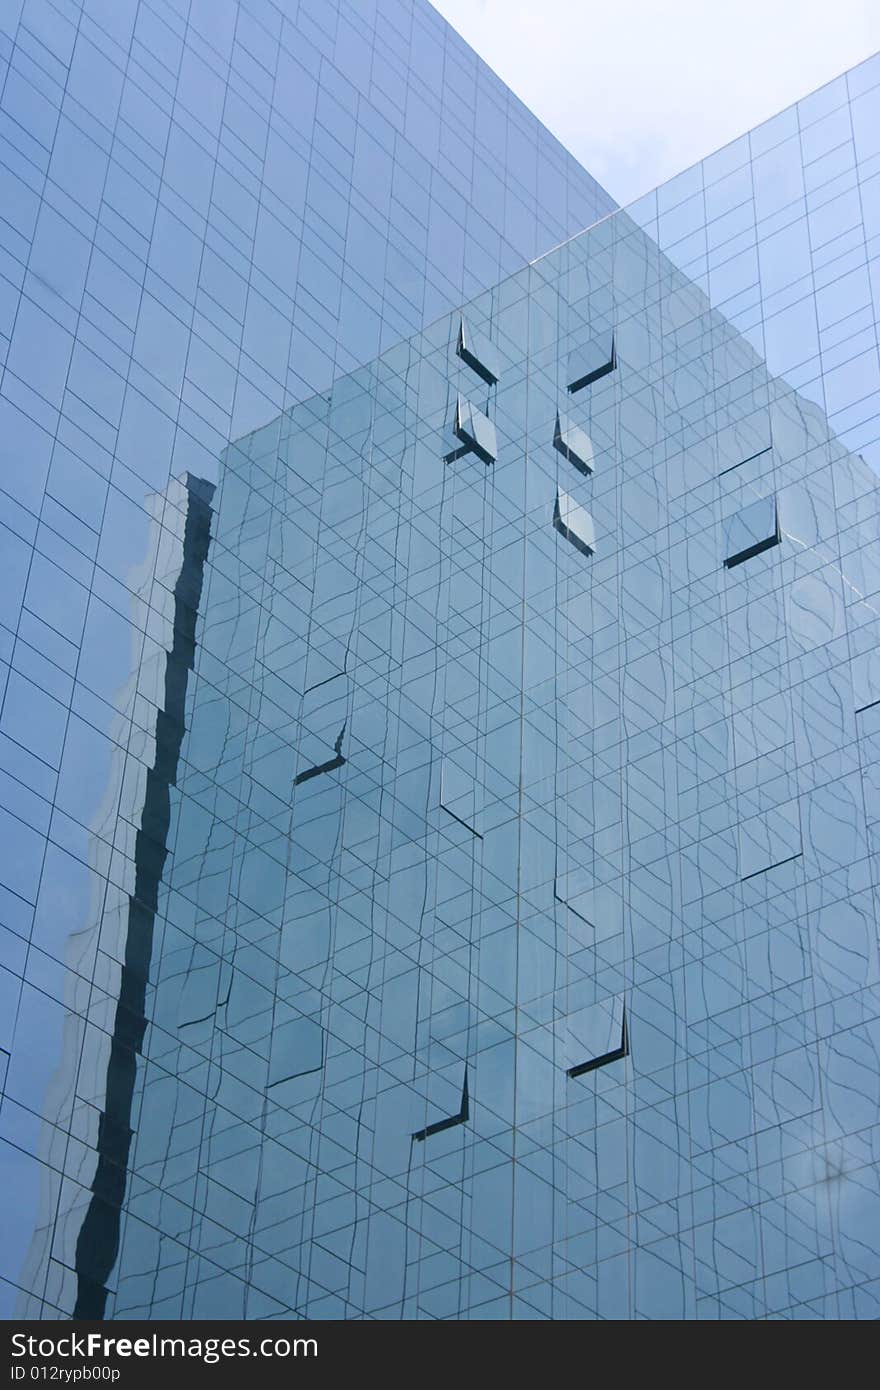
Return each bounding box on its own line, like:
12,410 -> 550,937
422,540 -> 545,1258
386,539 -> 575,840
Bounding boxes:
0,0 -> 613,1319
2,0 -> 880,1322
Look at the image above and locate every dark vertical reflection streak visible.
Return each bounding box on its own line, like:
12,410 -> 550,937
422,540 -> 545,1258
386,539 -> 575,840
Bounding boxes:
73,475 -> 215,1320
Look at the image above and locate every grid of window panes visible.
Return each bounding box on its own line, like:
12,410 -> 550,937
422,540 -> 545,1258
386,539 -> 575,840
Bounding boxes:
58,49 -> 880,1320
2,6 -> 880,1322
631,54 -> 880,475
0,0 -> 616,1318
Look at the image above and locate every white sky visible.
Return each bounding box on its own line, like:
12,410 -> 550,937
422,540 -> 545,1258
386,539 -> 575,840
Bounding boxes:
431,0 -> 880,206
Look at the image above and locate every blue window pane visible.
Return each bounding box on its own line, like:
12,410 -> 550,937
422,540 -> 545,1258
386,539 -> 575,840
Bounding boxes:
449,395 -> 497,464
554,487 -> 596,556
567,329 -> 615,392
723,495 -> 780,567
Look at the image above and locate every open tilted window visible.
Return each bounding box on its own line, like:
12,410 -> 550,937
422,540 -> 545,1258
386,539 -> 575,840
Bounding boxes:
268,1015 -> 324,1086
738,799 -> 802,880
723,495 -> 780,568
440,758 -> 482,837
554,488 -> 596,557
567,329 -> 615,393
563,996 -> 629,1078
716,411 -> 772,474
554,411 -> 595,475
457,317 -> 500,385
294,675 -> 348,786
445,396 -> 497,465
412,1068 -> 469,1141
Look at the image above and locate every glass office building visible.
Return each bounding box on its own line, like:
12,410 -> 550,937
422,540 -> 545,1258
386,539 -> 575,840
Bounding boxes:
2,0 -> 880,1322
